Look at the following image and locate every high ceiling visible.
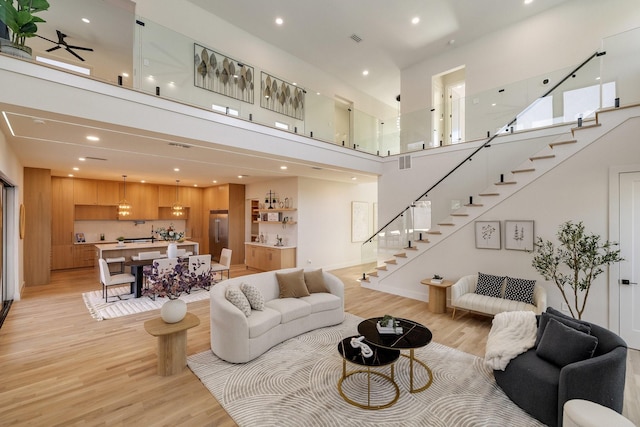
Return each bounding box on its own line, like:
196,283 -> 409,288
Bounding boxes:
1,0 -> 571,187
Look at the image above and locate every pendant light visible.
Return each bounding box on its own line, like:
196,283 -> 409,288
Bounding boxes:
118,175 -> 132,217
172,179 -> 184,216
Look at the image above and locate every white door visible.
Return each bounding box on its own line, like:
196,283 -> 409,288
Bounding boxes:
619,171 -> 640,349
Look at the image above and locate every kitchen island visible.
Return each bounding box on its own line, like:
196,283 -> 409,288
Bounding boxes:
95,240 -> 199,261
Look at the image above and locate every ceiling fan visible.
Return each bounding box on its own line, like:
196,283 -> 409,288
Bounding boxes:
38,30 -> 94,62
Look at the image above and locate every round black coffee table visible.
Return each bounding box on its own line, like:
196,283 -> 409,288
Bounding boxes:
337,336 -> 400,409
357,317 -> 433,393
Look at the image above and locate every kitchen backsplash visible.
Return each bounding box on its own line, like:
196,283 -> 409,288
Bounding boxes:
74,220 -> 188,243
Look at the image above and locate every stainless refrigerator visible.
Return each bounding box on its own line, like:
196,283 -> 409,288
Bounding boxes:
209,210 -> 229,262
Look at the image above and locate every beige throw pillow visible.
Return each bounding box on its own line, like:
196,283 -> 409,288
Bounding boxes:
240,282 -> 265,310
226,286 -> 252,316
304,269 -> 329,293
276,269 -> 310,298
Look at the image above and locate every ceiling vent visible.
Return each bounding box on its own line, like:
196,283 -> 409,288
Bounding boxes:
350,34 -> 363,43
399,155 -> 412,170
168,142 -> 191,149
83,156 -> 107,161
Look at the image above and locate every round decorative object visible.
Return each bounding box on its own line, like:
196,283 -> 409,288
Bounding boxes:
167,242 -> 178,258
161,299 -> 187,323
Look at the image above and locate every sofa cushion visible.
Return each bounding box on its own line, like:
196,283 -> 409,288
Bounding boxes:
504,277 -> 536,304
247,307 -> 281,338
226,286 -> 252,317
304,269 -> 329,293
475,272 -> 504,298
276,269 -> 311,298
455,292 -> 536,316
535,310 -> 591,347
536,318 -> 598,367
265,298 -> 312,323
299,293 -> 341,313
240,282 -> 265,311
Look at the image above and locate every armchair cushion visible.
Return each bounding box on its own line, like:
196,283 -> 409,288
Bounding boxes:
504,277 -> 536,304
536,318 -> 598,367
475,272 -> 504,298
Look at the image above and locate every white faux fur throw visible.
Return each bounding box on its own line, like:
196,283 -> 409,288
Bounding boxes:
484,311 -> 537,371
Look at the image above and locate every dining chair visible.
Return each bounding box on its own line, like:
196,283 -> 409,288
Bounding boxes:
98,258 -> 136,303
144,258 -> 180,298
211,248 -> 232,281
188,254 -> 212,290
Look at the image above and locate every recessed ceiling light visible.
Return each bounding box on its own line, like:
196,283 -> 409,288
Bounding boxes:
362,70 -> 369,76
68,174 -> 74,177
140,180 -> 146,183
174,168 -> 180,172
351,177 -> 357,180
275,17 -> 284,25
33,119 -> 45,125
78,157 -> 85,161
316,92 -> 321,95
292,82 -> 297,86
193,184 -> 198,187
82,18 -> 90,24
280,166 -> 288,170
212,180 -> 218,184
73,167 -> 79,171
411,17 -> 420,25
86,135 -> 99,141
238,175 -> 243,179
524,0 -> 533,4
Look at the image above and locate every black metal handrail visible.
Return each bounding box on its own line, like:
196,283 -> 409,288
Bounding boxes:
363,51 -> 604,245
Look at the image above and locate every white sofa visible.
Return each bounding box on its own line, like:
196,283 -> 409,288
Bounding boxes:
451,274 -> 547,319
210,268 -> 344,363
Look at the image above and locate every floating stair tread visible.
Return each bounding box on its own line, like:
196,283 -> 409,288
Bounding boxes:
495,181 -> 517,185
549,140 -> 577,148
530,154 -> 556,161
438,222 -> 455,226
478,192 -> 500,196
427,230 -> 443,235
415,239 -> 430,243
394,252 -> 407,258
511,168 -> 535,174
404,246 -> 418,250
368,271 -> 379,277
571,123 -> 601,136
375,265 -> 387,271
451,213 -> 469,217
464,203 -> 484,207
384,259 -> 397,265
359,277 -> 370,283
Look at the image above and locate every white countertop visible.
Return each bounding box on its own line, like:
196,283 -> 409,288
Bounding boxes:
245,242 -> 296,249
95,240 -> 199,251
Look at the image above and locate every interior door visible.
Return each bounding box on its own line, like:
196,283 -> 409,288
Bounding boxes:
619,171 -> 640,349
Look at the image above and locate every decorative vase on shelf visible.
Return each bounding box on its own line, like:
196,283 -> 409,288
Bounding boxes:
161,299 -> 187,323
167,242 -> 178,259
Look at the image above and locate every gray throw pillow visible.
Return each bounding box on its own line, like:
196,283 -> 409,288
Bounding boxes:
474,272 -> 504,298
535,310 -> 591,347
536,318 -> 598,367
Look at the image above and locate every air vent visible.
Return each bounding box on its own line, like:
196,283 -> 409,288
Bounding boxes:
83,156 -> 107,161
168,142 -> 191,149
399,155 -> 412,170
350,34 -> 363,43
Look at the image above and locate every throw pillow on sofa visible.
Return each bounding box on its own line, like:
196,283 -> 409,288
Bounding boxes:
240,282 -> 265,311
534,308 -> 591,347
536,318 -> 598,367
226,286 -> 252,316
504,277 -> 536,304
276,269 -> 311,298
304,269 -> 329,293
475,272 -> 505,298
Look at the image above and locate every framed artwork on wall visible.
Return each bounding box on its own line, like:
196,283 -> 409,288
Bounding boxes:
351,201 -> 369,242
260,72 -> 305,120
194,43 -> 254,104
505,220 -> 535,251
475,221 -> 501,249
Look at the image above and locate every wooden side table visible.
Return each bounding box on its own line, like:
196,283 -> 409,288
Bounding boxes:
144,312 -> 200,376
420,279 -> 454,314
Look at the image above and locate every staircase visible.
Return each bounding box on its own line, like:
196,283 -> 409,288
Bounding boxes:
361,105 -> 640,290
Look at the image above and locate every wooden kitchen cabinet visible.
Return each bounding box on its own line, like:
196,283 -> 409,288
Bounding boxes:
118,182 -> 159,220
52,177 -> 75,270
245,244 -> 295,271
97,181 -> 119,205
52,245 -> 74,270
73,244 -> 97,268
74,179 -> 119,206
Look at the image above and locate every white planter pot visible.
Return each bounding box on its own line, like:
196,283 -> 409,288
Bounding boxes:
167,242 -> 178,258
161,299 -> 187,323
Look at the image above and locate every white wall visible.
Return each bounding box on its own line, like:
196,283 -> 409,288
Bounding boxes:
0,129 -> 24,300
377,113 -> 640,327
401,0 -> 640,114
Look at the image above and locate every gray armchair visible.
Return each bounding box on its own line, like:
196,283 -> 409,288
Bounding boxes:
493,307 -> 627,427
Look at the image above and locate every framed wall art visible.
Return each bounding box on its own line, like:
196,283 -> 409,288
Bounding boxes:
505,220 -> 535,251
260,72 -> 305,120
351,201 -> 369,243
194,43 -> 254,103
475,221 -> 501,249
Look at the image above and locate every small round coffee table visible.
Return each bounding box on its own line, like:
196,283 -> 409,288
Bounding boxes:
357,317 -> 433,393
337,336 -> 400,410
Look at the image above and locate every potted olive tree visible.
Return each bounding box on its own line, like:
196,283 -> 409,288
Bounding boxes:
0,0 -> 50,58
531,221 -> 623,319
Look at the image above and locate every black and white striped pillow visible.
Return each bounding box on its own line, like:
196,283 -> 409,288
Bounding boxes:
474,272 -> 504,298
504,277 -> 536,304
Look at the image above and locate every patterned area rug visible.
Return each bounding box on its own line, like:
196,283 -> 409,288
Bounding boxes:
82,286 -> 209,321
188,313 -> 543,427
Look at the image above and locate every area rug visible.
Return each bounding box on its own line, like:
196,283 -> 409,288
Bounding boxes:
82,286 -> 209,321
187,313 -> 544,427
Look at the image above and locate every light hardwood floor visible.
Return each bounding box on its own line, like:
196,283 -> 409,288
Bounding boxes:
0,265 -> 637,426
